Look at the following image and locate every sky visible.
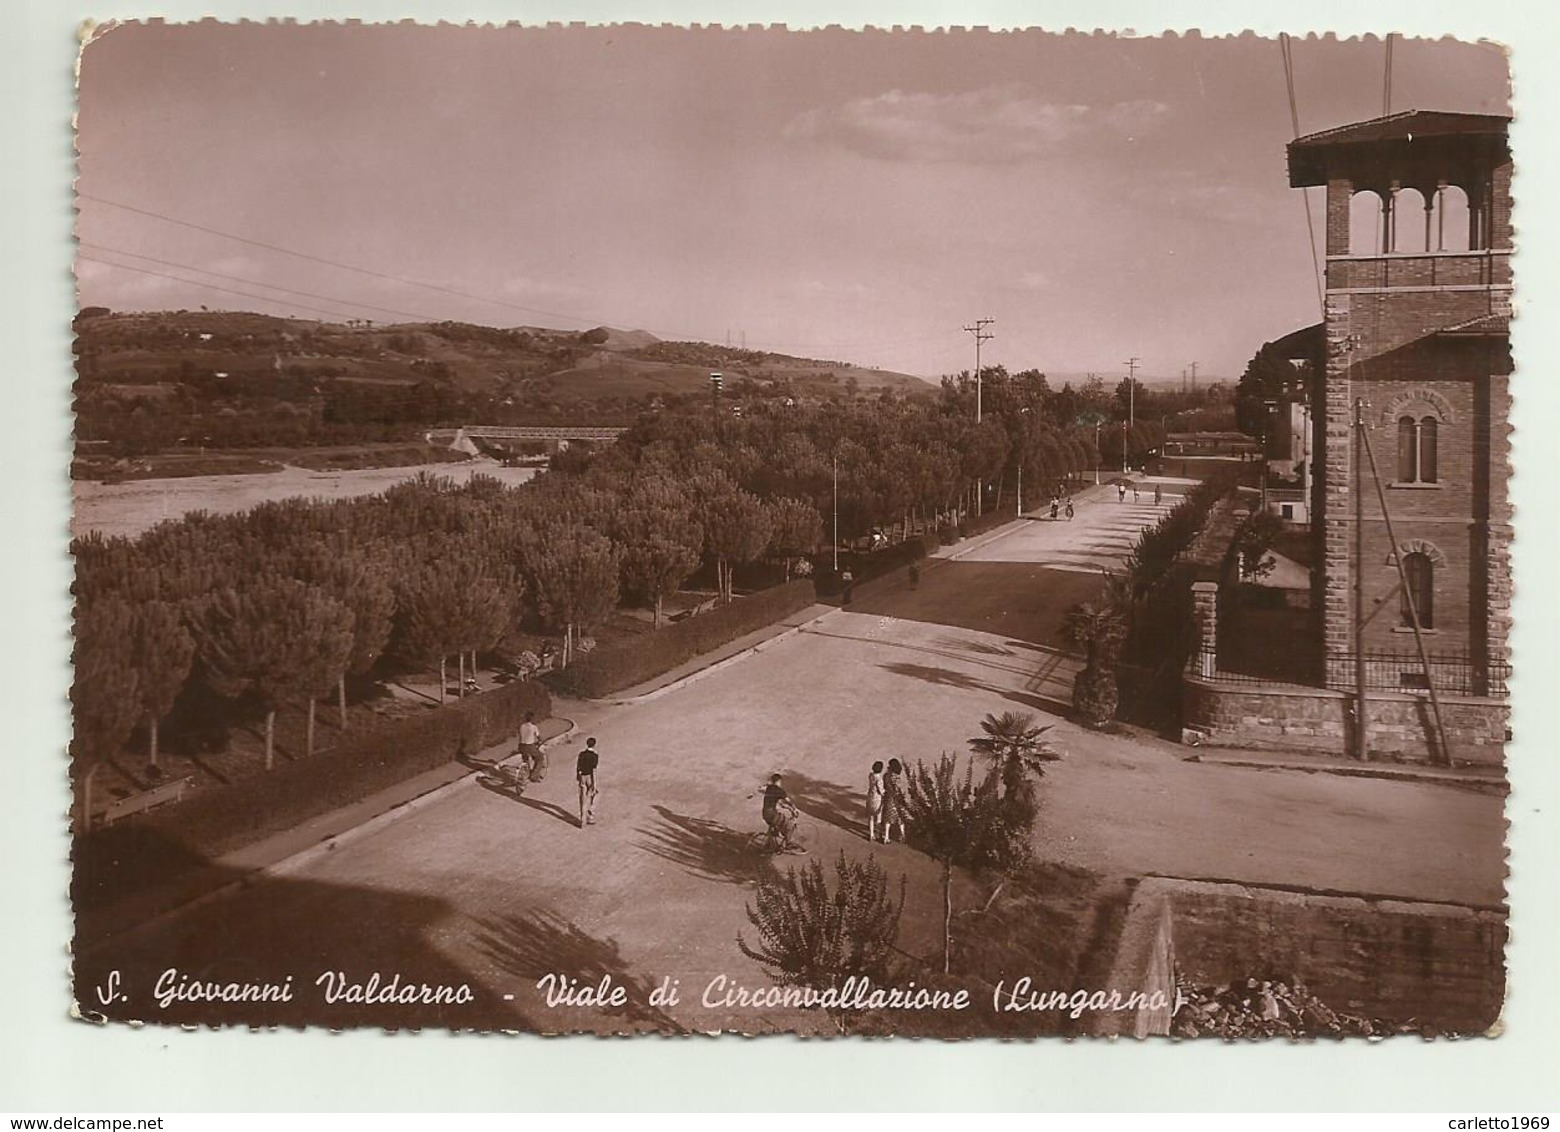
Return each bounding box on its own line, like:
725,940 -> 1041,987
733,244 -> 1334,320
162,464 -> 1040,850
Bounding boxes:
74,23 -> 1510,383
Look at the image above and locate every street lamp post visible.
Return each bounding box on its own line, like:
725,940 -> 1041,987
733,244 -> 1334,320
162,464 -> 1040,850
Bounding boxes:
1121,420 -> 1129,475
1094,421 -> 1101,485
832,455 -> 839,573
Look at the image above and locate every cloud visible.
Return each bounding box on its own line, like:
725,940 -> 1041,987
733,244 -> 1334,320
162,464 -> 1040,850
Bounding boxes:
790,278 -> 875,300
1014,270 -> 1051,291
784,88 -> 1168,163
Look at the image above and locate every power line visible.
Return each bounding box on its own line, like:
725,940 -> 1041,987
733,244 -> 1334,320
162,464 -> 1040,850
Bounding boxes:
81,194 -> 963,362
1280,34 -> 1327,318
79,193 -> 601,328
79,243 -> 448,324
78,254 -> 369,322
1383,33 -> 1395,118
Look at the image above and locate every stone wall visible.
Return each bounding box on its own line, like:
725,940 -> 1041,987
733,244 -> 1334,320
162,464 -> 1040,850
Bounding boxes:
1093,877 -> 1506,1037
1182,674 -> 1507,764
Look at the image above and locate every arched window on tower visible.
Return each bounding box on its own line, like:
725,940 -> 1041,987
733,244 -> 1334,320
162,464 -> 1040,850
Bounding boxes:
1433,185 -> 1472,252
1402,552 -> 1434,630
1419,416 -> 1438,483
1396,415 -> 1441,484
1392,188 -> 1428,253
1350,190 -> 1385,255
1398,416 -> 1417,482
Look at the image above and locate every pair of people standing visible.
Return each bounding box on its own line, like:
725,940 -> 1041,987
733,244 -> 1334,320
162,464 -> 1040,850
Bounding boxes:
866,758 -> 906,844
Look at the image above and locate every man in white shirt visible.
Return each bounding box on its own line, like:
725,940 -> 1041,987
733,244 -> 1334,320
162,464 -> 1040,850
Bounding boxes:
517,712 -> 545,781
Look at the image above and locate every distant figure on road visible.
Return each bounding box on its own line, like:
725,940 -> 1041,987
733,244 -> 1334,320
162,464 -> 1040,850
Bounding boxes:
1154,484 -> 1163,506
907,561 -> 920,590
882,758 -> 907,843
867,760 -> 886,843
1049,497 -> 1059,520
576,738 -> 600,827
841,569 -> 855,606
517,711 -> 544,781
1118,484 -> 1127,503
1132,484 -> 1140,502
1065,498 -> 1075,521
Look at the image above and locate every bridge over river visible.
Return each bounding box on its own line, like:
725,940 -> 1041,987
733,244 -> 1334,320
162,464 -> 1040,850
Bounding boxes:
427,424 -> 630,453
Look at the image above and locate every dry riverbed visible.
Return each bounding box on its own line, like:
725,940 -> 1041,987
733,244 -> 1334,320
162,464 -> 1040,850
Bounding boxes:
72,458 -> 539,539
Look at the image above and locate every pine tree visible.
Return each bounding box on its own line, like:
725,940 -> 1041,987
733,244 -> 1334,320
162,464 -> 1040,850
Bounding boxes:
616,480 -> 702,628
524,525 -> 619,665
191,577 -> 354,768
71,595 -> 141,767
702,486 -> 772,603
765,497 -> 823,582
129,600 -> 195,773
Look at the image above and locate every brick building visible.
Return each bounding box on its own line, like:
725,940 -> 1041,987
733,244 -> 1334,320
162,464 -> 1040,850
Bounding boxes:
1289,110 -> 1512,728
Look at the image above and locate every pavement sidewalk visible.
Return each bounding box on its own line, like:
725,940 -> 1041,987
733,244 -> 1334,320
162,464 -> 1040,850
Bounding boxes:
1182,744 -> 1508,792
77,716 -> 576,952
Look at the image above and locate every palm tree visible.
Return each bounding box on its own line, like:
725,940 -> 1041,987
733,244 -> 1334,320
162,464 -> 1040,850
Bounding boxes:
1062,585 -> 1128,729
967,711 -> 1060,809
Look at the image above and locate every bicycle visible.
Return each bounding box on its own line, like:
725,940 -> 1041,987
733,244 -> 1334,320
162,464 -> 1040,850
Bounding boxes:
477,759 -> 529,798
747,814 -> 809,856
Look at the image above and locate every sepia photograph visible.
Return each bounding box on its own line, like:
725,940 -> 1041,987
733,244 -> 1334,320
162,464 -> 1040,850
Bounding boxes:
59,17 -> 1521,1047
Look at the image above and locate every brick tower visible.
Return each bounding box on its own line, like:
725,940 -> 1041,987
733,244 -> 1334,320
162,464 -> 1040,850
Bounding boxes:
1287,111 -> 1511,748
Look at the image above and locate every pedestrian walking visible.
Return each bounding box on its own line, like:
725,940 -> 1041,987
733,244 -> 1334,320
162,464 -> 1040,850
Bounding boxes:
1118,483 -> 1127,503
1132,484 -> 1140,502
841,568 -> 855,606
882,758 -> 907,843
517,711 -> 545,781
1154,484 -> 1163,506
867,760 -> 886,843
576,738 -> 600,827
1065,497 -> 1075,521
1049,497 -> 1059,521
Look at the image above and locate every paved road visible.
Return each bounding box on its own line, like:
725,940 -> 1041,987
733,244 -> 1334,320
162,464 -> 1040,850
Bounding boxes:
76,486 -> 1505,1033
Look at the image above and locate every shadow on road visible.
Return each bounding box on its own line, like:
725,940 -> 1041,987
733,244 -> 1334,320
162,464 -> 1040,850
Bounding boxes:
879,660 -> 1072,719
636,805 -> 761,886
850,561 -> 1107,647
783,771 -> 871,840
74,827 -> 507,1030
470,909 -> 685,1033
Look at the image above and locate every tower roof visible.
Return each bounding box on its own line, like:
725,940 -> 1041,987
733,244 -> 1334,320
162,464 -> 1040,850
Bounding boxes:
1288,110 -> 1510,186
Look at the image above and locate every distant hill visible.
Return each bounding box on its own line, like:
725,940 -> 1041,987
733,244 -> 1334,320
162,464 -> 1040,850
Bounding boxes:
73,310 -> 933,410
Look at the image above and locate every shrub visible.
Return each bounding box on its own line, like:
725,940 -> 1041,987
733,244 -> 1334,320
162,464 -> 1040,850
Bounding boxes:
811,535 -> 935,598
73,677 -> 551,908
737,852 -> 906,995
549,579 -> 816,698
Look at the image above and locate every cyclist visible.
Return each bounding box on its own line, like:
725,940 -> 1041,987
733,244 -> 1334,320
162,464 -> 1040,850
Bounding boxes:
758,773 -> 803,851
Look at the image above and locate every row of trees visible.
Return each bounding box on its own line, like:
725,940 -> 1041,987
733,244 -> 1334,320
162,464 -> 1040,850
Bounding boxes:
71,464 -> 826,772
72,355 -> 1182,774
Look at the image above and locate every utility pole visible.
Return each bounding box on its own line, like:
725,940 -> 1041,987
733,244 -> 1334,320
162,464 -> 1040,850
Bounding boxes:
964,318 -> 995,423
1353,397 -> 1368,761
1123,357 -> 1140,426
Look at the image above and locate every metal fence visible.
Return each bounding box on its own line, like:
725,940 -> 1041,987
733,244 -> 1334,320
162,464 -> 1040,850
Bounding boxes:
1191,645 -> 1509,698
